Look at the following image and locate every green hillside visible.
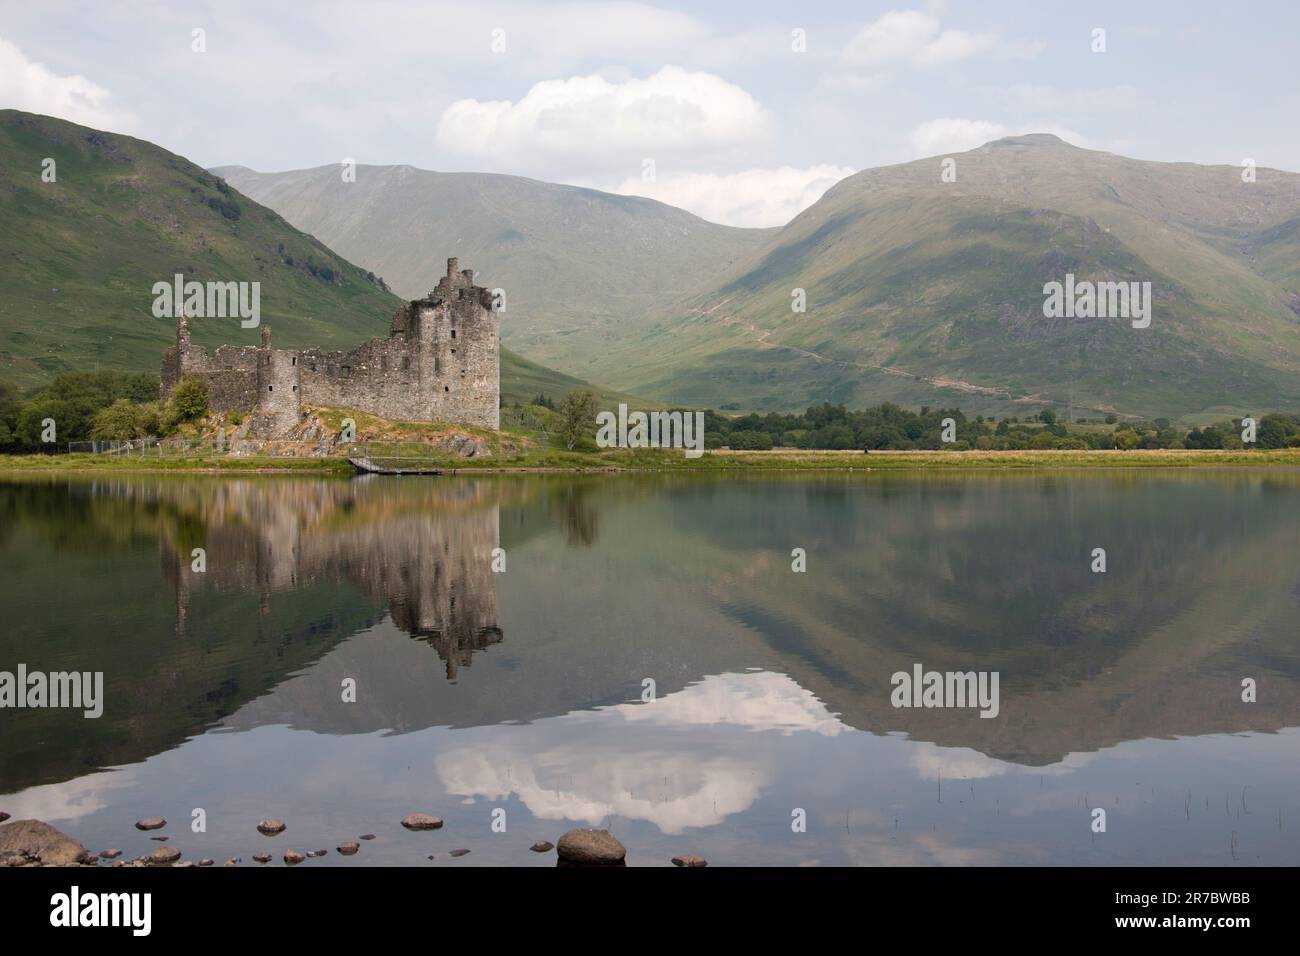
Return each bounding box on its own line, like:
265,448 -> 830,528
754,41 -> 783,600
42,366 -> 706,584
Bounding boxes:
213,162 -> 773,378
0,110 -> 630,409
583,135 -> 1300,421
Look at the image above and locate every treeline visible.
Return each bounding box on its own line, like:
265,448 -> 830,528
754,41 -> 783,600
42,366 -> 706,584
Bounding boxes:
698,402 -> 1300,451
0,371 -> 208,451
6,376 -> 1300,454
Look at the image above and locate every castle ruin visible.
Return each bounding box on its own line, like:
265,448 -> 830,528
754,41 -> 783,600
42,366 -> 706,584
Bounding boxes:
161,258 -> 499,430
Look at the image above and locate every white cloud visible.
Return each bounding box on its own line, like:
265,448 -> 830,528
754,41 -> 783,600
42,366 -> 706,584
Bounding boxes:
611,164 -> 853,227
843,11 -> 998,69
0,36 -> 135,131
434,672 -> 848,833
910,118 -> 1009,156
436,66 -> 770,175
909,117 -> 1088,156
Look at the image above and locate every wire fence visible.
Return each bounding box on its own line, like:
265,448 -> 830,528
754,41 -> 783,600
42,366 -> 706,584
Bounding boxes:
66,437 -> 337,458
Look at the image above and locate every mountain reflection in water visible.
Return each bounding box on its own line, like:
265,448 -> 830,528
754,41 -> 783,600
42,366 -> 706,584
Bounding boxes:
1,470 -> 1298,865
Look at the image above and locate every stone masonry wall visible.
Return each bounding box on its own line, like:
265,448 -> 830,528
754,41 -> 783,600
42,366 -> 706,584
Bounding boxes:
160,259 -> 500,430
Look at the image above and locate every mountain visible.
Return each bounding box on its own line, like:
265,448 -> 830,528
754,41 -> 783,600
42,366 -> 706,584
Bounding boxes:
0,110 -> 630,408
587,135 -> 1300,421
212,163 -> 773,378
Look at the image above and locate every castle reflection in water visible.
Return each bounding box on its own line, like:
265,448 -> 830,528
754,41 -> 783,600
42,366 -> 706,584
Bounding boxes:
159,475 -> 503,679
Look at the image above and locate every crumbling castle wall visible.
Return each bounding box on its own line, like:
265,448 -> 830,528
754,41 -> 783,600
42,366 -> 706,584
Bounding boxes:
160,258 -> 500,430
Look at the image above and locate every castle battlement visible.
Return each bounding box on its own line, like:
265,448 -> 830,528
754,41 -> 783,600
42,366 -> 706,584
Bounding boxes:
161,258 -> 500,430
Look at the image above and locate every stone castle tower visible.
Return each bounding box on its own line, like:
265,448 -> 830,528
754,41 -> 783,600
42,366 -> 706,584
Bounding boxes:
161,258 -> 499,430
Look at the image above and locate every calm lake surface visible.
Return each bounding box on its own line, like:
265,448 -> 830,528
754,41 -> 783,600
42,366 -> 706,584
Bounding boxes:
2,470 -> 1298,866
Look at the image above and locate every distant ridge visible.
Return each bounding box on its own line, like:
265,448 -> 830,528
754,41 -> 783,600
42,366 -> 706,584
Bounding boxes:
214,162 -> 774,376
0,110 -> 639,408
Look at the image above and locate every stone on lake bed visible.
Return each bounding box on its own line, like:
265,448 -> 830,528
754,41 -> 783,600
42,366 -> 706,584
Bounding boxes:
199,858 -> 214,866
135,818 -> 166,831
99,848 -> 122,859
556,829 -> 626,866
252,852 -> 272,864
0,819 -> 91,866
401,813 -> 443,831
359,834 -> 376,841
337,842 -> 360,855
449,848 -> 470,857
256,819 -> 287,836
530,841 -> 554,853
306,849 -> 327,858
284,850 -> 305,865
149,846 -> 181,865
671,854 -> 708,867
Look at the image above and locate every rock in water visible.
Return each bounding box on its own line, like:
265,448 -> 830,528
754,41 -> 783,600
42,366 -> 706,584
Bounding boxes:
449,848 -> 470,857
0,819 -> 90,866
256,819 -> 286,836
337,842 -> 360,856
0,811 -> 10,823
99,848 -> 122,860
284,850 -> 305,865
198,858 -> 215,867
671,854 -> 708,868
134,818 -> 166,831
149,846 -> 181,865
252,852 -> 272,864
359,834 -> 376,841
556,829 -> 626,866
530,841 -> 554,853
401,813 -> 443,831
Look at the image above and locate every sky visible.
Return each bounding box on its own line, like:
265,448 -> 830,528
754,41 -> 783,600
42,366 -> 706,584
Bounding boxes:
2,0 -> 1298,227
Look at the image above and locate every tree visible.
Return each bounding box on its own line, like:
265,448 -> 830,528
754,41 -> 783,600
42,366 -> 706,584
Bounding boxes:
557,390 -> 598,451
170,376 -> 209,421
90,400 -> 146,440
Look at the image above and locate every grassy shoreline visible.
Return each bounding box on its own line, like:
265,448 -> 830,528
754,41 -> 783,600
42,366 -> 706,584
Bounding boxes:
3,447 -> 1299,475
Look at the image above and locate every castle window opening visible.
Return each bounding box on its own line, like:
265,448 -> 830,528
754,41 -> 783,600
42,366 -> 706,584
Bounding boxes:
451,329 -> 456,339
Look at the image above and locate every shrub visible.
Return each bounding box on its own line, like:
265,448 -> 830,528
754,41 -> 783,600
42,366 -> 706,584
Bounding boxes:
170,376 -> 209,421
